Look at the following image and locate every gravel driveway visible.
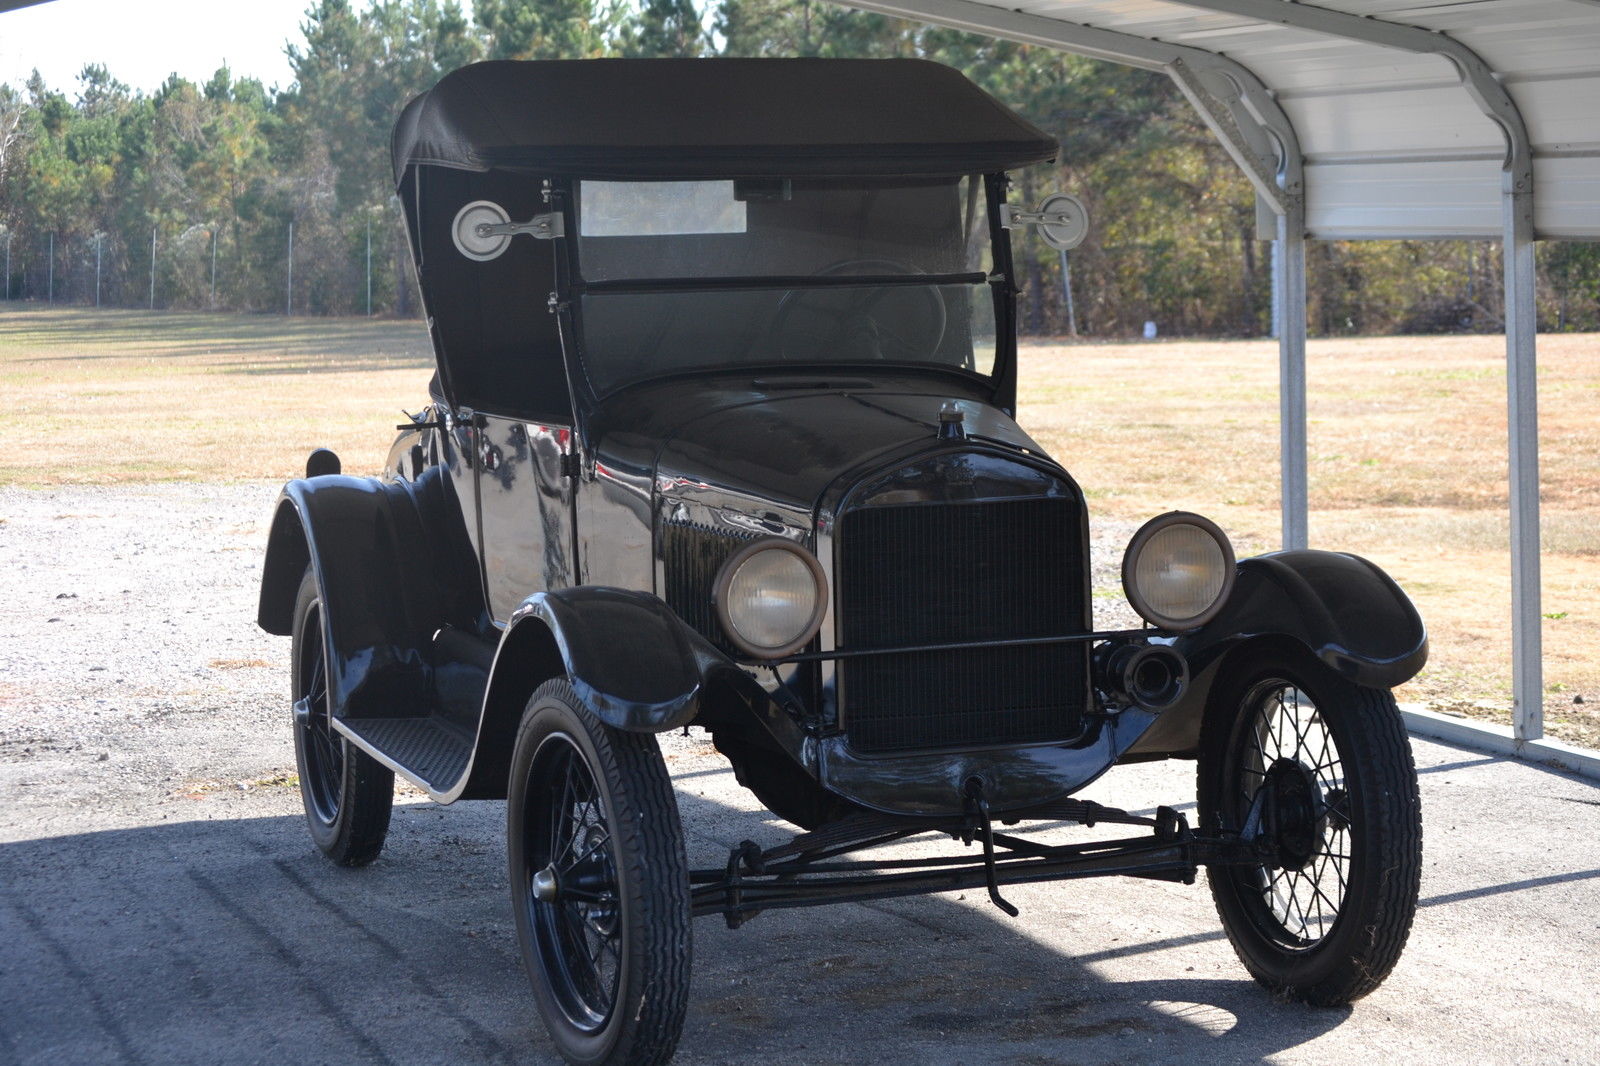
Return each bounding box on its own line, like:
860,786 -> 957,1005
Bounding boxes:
2,483 -> 1597,1065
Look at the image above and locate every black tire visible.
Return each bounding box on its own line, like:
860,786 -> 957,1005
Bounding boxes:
1199,651 -> 1422,1006
508,679 -> 691,1066
290,568 -> 393,866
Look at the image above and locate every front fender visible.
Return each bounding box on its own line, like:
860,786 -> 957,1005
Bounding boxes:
1187,549 -> 1428,688
1124,549 -> 1427,759
460,586 -> 798,800
499,587 -> 711,732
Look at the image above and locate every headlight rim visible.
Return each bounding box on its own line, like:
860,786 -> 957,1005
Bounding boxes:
1121,510 -> 1237,632
712,536 -> 829,659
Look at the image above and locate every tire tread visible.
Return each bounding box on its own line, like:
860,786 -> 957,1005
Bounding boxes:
512,679 -> 690,1066
291,568 -> 394,868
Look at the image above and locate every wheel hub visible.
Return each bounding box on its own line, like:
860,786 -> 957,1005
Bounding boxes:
579,827 -> 619,937
1262,757 -> 1325,870
531,863 -> 561,903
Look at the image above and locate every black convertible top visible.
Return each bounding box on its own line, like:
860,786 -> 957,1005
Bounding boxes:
391,58 -> 1056,183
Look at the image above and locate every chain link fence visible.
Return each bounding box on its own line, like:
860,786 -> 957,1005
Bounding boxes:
0,198 -> 421,317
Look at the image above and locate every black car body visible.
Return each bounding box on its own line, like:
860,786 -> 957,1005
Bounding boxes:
259,58 -> 1428,1066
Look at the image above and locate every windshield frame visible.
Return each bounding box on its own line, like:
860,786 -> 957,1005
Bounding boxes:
554,173 -> 1019,409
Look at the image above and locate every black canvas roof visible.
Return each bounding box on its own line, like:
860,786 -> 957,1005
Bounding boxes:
391,58 -> 1056,183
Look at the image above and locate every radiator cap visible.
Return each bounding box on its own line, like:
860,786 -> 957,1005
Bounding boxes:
937,401 -> 966,440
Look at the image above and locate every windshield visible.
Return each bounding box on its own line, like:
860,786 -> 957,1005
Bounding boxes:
572,177 -> 996,394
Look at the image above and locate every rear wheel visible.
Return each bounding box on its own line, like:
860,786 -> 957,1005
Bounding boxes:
1199,652 -> 1421,1005
291,568 -> 393,866
508,679 -> 691,1066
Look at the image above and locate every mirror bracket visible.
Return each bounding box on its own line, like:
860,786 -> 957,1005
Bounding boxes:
1001,194 -> 1089,251
478,213 -> 564,241
451,200 -> 564,261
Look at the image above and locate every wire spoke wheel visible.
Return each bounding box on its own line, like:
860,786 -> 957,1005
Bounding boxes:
523,733 -> 624,1030
1234,684 -> 1351,947
296,606 -> 345,825
1200,653 -> 1421,1006
289,568 -> 393,866
508,680 -> 690,1066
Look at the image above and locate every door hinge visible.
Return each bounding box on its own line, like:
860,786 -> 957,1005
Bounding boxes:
559,452 -> 580,480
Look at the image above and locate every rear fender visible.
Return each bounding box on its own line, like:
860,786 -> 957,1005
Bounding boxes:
257,467 -> 479,717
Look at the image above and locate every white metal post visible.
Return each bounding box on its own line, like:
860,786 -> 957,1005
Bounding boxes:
1269,237 -> 1280,339
366,215 -> 373,317
1276,206 -> 1309,551
211,228 -> 217,310
47,231 -> 53,304
1058,249 -> 1077,336
4,232 -> 9,300
1504,186 -> 1543,741
149,227 -> 156,310
286,221 -> 293,316
95,234 -> 101,307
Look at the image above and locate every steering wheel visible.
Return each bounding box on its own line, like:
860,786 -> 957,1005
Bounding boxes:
770,259 -> 948,363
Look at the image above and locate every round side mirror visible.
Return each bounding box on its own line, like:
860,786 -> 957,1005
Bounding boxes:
1033,194 -> 1089,251
452,200 -> 512,261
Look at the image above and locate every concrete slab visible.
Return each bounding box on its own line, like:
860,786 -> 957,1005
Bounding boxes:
2,484 -> 1597,1065
4,730 -> 1598,1064
1403,705 -> 1600,783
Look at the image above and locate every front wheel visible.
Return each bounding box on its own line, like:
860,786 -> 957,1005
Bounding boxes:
1199,653 -> 1422,1005
507,679 -> 691,1066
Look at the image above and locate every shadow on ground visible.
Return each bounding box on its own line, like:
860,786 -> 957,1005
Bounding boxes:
7,738 -> 1600,1066
2,781 -> 1358,1066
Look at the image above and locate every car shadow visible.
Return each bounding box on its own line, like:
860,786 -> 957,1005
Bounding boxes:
3,776 -> 1371,1066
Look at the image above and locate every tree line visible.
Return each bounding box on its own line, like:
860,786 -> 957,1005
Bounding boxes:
1,0 -> 1594,336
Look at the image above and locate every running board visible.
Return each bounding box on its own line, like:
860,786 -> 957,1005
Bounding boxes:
335,716 -> 473,795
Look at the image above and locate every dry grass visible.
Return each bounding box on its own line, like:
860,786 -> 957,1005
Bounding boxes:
0,306 -> 433,484
1019,333 -> 1600,747
3,306 -> 1596,746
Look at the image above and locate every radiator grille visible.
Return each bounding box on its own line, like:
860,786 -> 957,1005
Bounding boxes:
660,520 -> 756,655
837,497 -> 1087,754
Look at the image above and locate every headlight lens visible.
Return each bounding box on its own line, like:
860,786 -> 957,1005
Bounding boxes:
714,539 -> 828,658
1122,512 -> 1236,630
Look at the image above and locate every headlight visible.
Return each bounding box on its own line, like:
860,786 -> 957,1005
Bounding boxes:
1121,512 -> 1236,630
713,538 -> 828,658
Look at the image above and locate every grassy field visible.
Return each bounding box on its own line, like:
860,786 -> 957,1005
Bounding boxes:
1024,332 -> 1600,747
3,305 -> 1596,746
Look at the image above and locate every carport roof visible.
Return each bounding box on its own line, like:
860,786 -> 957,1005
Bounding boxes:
845,0 -> 1600,241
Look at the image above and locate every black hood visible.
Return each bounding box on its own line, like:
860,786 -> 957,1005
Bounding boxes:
595,379 -> 1048,513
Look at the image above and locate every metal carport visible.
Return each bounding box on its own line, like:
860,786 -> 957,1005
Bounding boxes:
845,0 -> 1600,773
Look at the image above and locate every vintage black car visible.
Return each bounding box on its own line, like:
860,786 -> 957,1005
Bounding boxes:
258,58 -> 1427,1066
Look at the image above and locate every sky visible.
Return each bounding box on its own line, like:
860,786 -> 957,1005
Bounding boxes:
0,0 -> 476,96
